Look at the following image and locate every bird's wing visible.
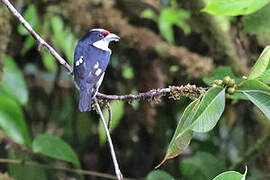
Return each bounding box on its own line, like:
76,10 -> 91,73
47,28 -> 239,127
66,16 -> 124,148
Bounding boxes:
74,43 -> 87,89
74,44 -> 111,92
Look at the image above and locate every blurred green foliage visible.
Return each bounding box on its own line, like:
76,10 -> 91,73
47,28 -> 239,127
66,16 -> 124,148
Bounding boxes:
141,3 -> 190,44
2,57 -> 28,105
159,7 -> 190,43
203,66 -> 242,86
17,5 -> 77,71
203,0 -> 270,16
180,151 -> 226,180
99,100 -> 124,145
18,5 -> 39,55
32,134 -> 80,167
146,170 -> 175,180
243,4 -> 270,34
0,92 -> 31,147
50,16 -> 77,65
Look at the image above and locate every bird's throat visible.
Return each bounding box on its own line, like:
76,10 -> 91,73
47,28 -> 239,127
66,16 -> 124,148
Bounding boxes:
92,40 -> 110,51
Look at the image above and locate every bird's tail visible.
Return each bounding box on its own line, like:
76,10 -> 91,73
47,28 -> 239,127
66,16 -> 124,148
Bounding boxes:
79,89 -> 92,112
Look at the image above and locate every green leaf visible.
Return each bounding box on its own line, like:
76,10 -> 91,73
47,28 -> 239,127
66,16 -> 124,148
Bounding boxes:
203,66 -> 241,86
158,8 -> 190,44
239,79 -> 270,92
51,16 -> 77,64
192,87 -> 226,132
99,101 -> 124,145
122,66 -> 134,79
202,0 -> 270,16
17,5 -> 38,54
146,170 -> 175,180
248,46 -> 270,80
231,79 -> 270,101
157,87 -> 225,167
258,69 -> 270,84
242,90 -> 270,120
21,36 -> 36,55
213,167 -> 247,180
180,152 -> 226,180
156,99 -> 200,168
42,50 -> 57,72
141,9 -> 158,21
2,57 -> 28,105
0,93 -> 31,147
32,134 -> 80,167
243,4 -> 270,34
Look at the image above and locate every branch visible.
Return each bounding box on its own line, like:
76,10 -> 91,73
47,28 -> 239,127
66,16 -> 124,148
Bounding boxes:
94,98 -> 123,180
1,0 -> 73,73
0,158 -> 140,180
97,85 -> 205,101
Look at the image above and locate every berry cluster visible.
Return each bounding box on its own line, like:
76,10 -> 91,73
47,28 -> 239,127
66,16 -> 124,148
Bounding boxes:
212,76 -> 237,98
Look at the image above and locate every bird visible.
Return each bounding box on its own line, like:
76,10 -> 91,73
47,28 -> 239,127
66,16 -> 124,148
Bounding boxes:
73,28 -> 120,112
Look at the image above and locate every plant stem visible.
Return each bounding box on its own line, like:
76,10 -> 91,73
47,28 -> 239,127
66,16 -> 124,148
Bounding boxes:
94,98 -> 123,180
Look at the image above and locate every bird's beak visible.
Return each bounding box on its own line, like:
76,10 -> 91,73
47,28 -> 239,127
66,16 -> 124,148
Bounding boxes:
104,33 -> 120,42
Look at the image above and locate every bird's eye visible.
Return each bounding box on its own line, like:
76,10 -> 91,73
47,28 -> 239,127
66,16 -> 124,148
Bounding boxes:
98,33 -> 104,37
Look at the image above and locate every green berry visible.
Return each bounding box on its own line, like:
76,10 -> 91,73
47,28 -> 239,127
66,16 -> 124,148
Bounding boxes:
225,94 -> 231,99
212,84 -> 217,87
214,80 -> 223,86
228,79 -> 235,87
227,87 -> 235,94
224,76 -> 231,84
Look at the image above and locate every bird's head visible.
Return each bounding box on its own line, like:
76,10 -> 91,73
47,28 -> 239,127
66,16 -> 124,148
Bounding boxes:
81,28 -> 120,51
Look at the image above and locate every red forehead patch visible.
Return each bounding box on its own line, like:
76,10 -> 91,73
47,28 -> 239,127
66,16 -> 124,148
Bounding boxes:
103,30 -> 110,35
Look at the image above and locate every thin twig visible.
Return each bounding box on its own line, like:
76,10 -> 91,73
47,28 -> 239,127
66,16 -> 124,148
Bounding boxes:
97,85 -> 204,101
0,158 -> 139,180
97,88 -> 170,100
1,0 -> 73,73
107,102 -> 113,129
94,98 -> 123,180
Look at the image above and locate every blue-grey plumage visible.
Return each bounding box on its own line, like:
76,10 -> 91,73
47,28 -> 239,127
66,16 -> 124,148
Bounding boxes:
73,29 -> 120,112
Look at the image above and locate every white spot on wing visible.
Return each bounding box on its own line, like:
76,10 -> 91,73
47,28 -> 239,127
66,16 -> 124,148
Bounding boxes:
94,61 -> 99,69
79,56 -> 83,63
95,68 -> 102,76
76,56 -> 84,66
